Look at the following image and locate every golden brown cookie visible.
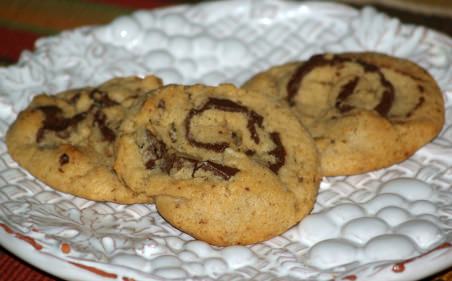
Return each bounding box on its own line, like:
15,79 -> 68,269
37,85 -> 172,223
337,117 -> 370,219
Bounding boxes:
6,75 -> 162,204
114,84 -> 321,245
243,52 -> 445,176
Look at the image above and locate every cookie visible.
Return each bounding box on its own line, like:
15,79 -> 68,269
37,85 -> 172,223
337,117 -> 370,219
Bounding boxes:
243,52 -> 445,176
114,84 -> 320,245
6,75 -> 163,204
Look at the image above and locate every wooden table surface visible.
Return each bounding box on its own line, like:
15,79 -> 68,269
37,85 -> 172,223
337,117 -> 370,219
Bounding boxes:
0,0 -> 451,280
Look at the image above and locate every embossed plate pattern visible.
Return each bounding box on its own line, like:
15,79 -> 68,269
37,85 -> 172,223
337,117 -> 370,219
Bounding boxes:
0,0 -> 452,280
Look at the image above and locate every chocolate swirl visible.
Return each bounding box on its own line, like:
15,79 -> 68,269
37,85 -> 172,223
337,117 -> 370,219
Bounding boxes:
406,96 -> 425,118
184,98 -> 286,174
36,90 -> 120,142
143,130 -> 239,180
192,160 -> 240,180
267,132 -> 286,174
185,98 -> 263,152
93,111 -> 116,142
89,89 -> 119,107
286,54 -> 395,117
336,77 -> 359,113
36,106 -> 87,142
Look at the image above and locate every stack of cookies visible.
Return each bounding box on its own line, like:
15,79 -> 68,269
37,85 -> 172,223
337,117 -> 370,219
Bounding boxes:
6,52 -> 445,246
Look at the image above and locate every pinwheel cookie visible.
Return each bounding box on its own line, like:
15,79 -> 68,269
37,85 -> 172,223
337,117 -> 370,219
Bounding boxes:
6,75 -> 162,204
114,84 -> 321,245
243,52 -> 445,176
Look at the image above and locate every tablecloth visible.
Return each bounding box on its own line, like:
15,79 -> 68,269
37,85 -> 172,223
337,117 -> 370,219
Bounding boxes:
0,0 -> 452,280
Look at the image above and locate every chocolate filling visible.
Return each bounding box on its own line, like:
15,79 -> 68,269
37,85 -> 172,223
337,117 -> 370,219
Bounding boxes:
69,92 -> 81,105
185,98 -> 264,152
89,89 -> 119,107
157,100 -> 166,109
59,153 -> 69,165
417,85 -> 425,93
36,106 -> 87,142
287,54 -> 331,107
286,54 -> 395,117
143,130 -> 239,180
192,160 -> 240,180
36,90 -> 119,142
336,77 -> 359,113
144,130 -> 167,170
184,98 -> 286,174
93,111 -> 116,142
267,132 -> 286,173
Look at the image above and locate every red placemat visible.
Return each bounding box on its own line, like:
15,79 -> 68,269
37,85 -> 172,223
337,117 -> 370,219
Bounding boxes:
0,0 -> 197,63
0,249 -> 61,281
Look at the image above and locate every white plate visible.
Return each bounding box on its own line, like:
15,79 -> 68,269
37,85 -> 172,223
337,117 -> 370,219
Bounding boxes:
1,0 -> 452,280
